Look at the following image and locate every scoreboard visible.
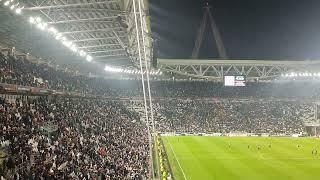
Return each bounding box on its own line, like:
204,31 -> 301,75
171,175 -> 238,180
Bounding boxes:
224,76 -> 246,86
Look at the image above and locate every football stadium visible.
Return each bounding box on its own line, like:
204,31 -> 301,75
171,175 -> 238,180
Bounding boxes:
1,0 -> 320,179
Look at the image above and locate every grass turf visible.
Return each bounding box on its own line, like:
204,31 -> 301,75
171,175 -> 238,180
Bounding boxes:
162,136 -> 320,180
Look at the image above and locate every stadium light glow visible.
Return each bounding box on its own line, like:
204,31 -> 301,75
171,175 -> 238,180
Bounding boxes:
6,3 -> 92,63
36,23 -> 42,29
15,7 -> 21,14
62,39 -> 72,47
35,17 -> 42,23
29,17 -> 35,24
102,67 -> 163,76
48,27 -> 58,35
280,71 -> 320,80
36,22 -> 48,30
70,44 -> 78,52
55,33 -> 62,40
4,1 -> 10,6
79,50 -> 86,57
104,66 -> 121,72
86,55 -> 92,62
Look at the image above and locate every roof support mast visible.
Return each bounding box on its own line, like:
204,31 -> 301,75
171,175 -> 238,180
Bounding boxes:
192,2 -> 228,59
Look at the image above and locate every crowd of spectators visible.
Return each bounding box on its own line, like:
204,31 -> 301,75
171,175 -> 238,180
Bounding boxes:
1,50 -> 320,180
149,100 -> 312,134
0,97 -> 149,179
3,52 -> 320,99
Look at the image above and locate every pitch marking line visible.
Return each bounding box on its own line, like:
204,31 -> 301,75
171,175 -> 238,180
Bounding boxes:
168,139 -> 188,180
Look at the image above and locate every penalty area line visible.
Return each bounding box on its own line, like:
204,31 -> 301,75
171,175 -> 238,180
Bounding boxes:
167,139 -> 188,180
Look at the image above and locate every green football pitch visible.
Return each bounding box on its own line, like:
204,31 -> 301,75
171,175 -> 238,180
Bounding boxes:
162,136 -> 320,180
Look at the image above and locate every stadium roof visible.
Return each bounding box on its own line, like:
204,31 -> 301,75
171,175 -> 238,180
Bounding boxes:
0,0 -> 152,75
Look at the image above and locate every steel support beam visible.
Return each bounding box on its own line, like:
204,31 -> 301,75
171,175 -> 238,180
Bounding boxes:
24,1 -> 118,10
47,16 -> 118,24
96,58 -> 129,61
60,28 -> 124,35
89,49 -> 124,54
44,8 -> 125,14
71,37 -> 125,42
78,44 -> 121,49
94,54 -> 127,58
158,59 -> 320,80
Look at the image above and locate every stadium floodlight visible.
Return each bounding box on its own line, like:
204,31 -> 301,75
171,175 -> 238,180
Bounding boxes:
104,66 -> 112,71
86,55 -> 92,62
35,17 -> 42,23
48,27 -> 58,35
36,22 -> 47,30
79,50 -> 86,57
4,1 -> 10,6
70,44 -> 78,52
104,66 -> 122,72
36,23 -> 42,30
55,33 -> 62,40
62,40 -> 72,47
29,17 -> 35,24
15,7 -> 22,14
42,23 -> 48,29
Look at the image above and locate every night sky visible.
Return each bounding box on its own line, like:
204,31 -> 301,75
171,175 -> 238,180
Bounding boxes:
149,0 -> 320,60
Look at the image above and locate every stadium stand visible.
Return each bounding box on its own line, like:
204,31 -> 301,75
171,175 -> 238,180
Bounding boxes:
0,51 -> 320,179
3,52 -> 320,99
151,100 -> 311,134
0,97 -> 149,179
